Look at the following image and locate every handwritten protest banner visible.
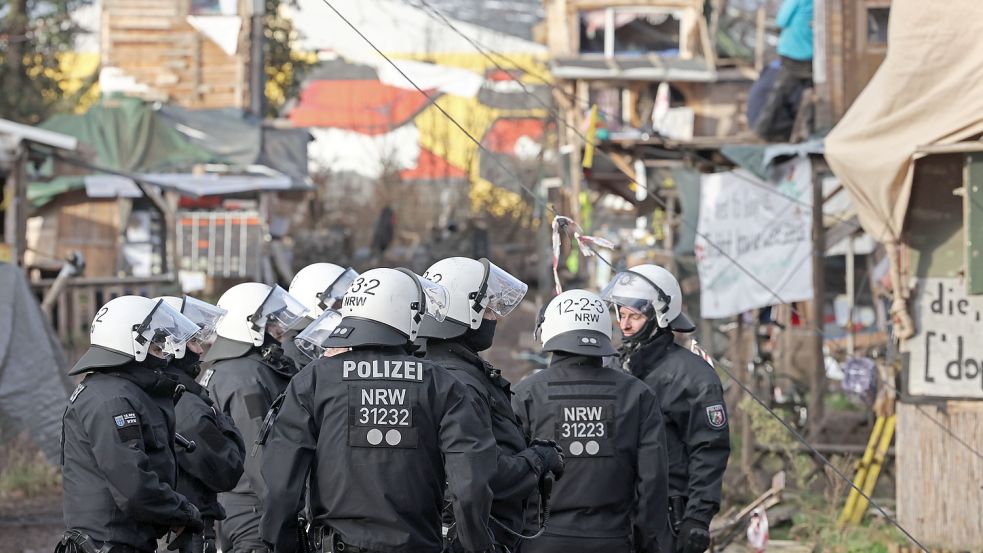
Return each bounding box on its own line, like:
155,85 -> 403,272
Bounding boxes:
906,278 -> 983,399
695,157 -> 814,319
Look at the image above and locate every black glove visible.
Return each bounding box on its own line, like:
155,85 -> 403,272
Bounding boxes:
167,531 -> 204,552
676,518 -> 710,553
529,439 -> 565,481
182,502 -> 205,534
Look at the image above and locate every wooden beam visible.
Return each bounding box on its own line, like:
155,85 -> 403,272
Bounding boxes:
134,183 -> 179,277
754,7 -> 766,73
809,160 -> 826,439
916,141 -> 983,155
607,150 -> 639,183
3,144 -> 29,266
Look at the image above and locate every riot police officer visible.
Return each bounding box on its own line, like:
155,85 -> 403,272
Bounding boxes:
284,263 -> 359,367
157,296 -> 246,553
260,268 -> 498,553
200,283 -> 308,553
418,257 -> 564,552
59,296 -> 204,553
511,290 -> 670,553
601,265 -> 730,553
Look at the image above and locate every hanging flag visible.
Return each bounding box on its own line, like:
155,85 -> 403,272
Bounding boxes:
582,104 -> 599,169
551,215 -> 617,294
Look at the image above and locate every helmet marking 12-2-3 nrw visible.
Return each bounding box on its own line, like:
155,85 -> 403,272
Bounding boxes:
537,289 -> 618,357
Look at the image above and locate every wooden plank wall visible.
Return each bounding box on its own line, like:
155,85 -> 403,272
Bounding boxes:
822,0 -> 890,124
896,401 -> 983,549
102,0 -> 248,109
26,193 -> 121,276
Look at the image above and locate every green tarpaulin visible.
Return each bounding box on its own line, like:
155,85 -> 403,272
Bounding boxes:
30,98 -> 218,206
41,97 -> 214,172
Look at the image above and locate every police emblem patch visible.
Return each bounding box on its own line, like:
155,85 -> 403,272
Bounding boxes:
706,404 -> 727,429
114,412 -> 140,441
114,412 -> 139,427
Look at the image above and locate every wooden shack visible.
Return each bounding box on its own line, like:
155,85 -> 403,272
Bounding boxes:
543,0 -> 758,239
825,0 -> 983,546
100,0 -> 258,110
815,0 -> 891,128
891,150 -> 983,548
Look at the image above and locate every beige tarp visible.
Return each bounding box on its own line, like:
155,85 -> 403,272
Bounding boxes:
825,0 -> 983,338
825,0 -> 983,243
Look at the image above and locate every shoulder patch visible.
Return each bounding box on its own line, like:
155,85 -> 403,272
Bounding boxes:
114,411 -> 142,441
705,403 -> 727,430
199,368 -> 215,387
69,384 -> 86,403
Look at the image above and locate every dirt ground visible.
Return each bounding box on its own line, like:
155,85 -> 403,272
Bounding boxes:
0,492 -> 63,553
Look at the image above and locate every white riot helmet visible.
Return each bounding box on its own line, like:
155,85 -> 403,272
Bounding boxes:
294,308 -> 344,360
600,264 -> 695,332
156,296 -> 227,359
204,283 -> 308,362
418,257 -> 528,339
70,295 -> 201,375
535,290 -> 617,357
323,268 -> 450,348
288,263 -> 360,319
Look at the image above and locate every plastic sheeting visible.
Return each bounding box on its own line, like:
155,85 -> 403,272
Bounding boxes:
308,124 -> 420,179
156,106 -> 311,183
825,0 -> 983,242
0,263 -> 69,465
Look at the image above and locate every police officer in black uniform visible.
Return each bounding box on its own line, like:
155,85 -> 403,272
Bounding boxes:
157,296 -> 246,553
260,268 -> 498,553
200,283 -> 309,553
58,296 -> 204,553
512,290 -> 670,553
601,265 -> 731,553
418,257 -> 565,552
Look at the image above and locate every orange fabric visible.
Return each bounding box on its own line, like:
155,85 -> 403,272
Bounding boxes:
400,148 -> 466,180
289,80 -> 434,134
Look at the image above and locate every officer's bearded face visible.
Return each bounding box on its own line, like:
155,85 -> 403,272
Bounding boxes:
618,307 -> 648,337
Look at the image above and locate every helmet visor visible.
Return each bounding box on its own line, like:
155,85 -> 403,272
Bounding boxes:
294,309 -> 343,360
319,267 -> 360,311
181,296 -> 227,345
143,300 -> 201,356
416,274 -> 450,322
599,271 -> 669,316
483,261 -> 528,318
256,285 -> 309,336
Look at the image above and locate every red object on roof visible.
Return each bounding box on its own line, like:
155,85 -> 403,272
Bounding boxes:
482,118 -> 545,153
400,148 -> 467,181
289,80 -> 435,134
487,69 -> 519,82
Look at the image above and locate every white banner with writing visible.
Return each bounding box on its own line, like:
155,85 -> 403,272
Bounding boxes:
907,278 -> 983,399
695,157 -> 814,319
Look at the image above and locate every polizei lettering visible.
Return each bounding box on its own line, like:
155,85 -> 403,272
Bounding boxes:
342,360 -> 424,381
